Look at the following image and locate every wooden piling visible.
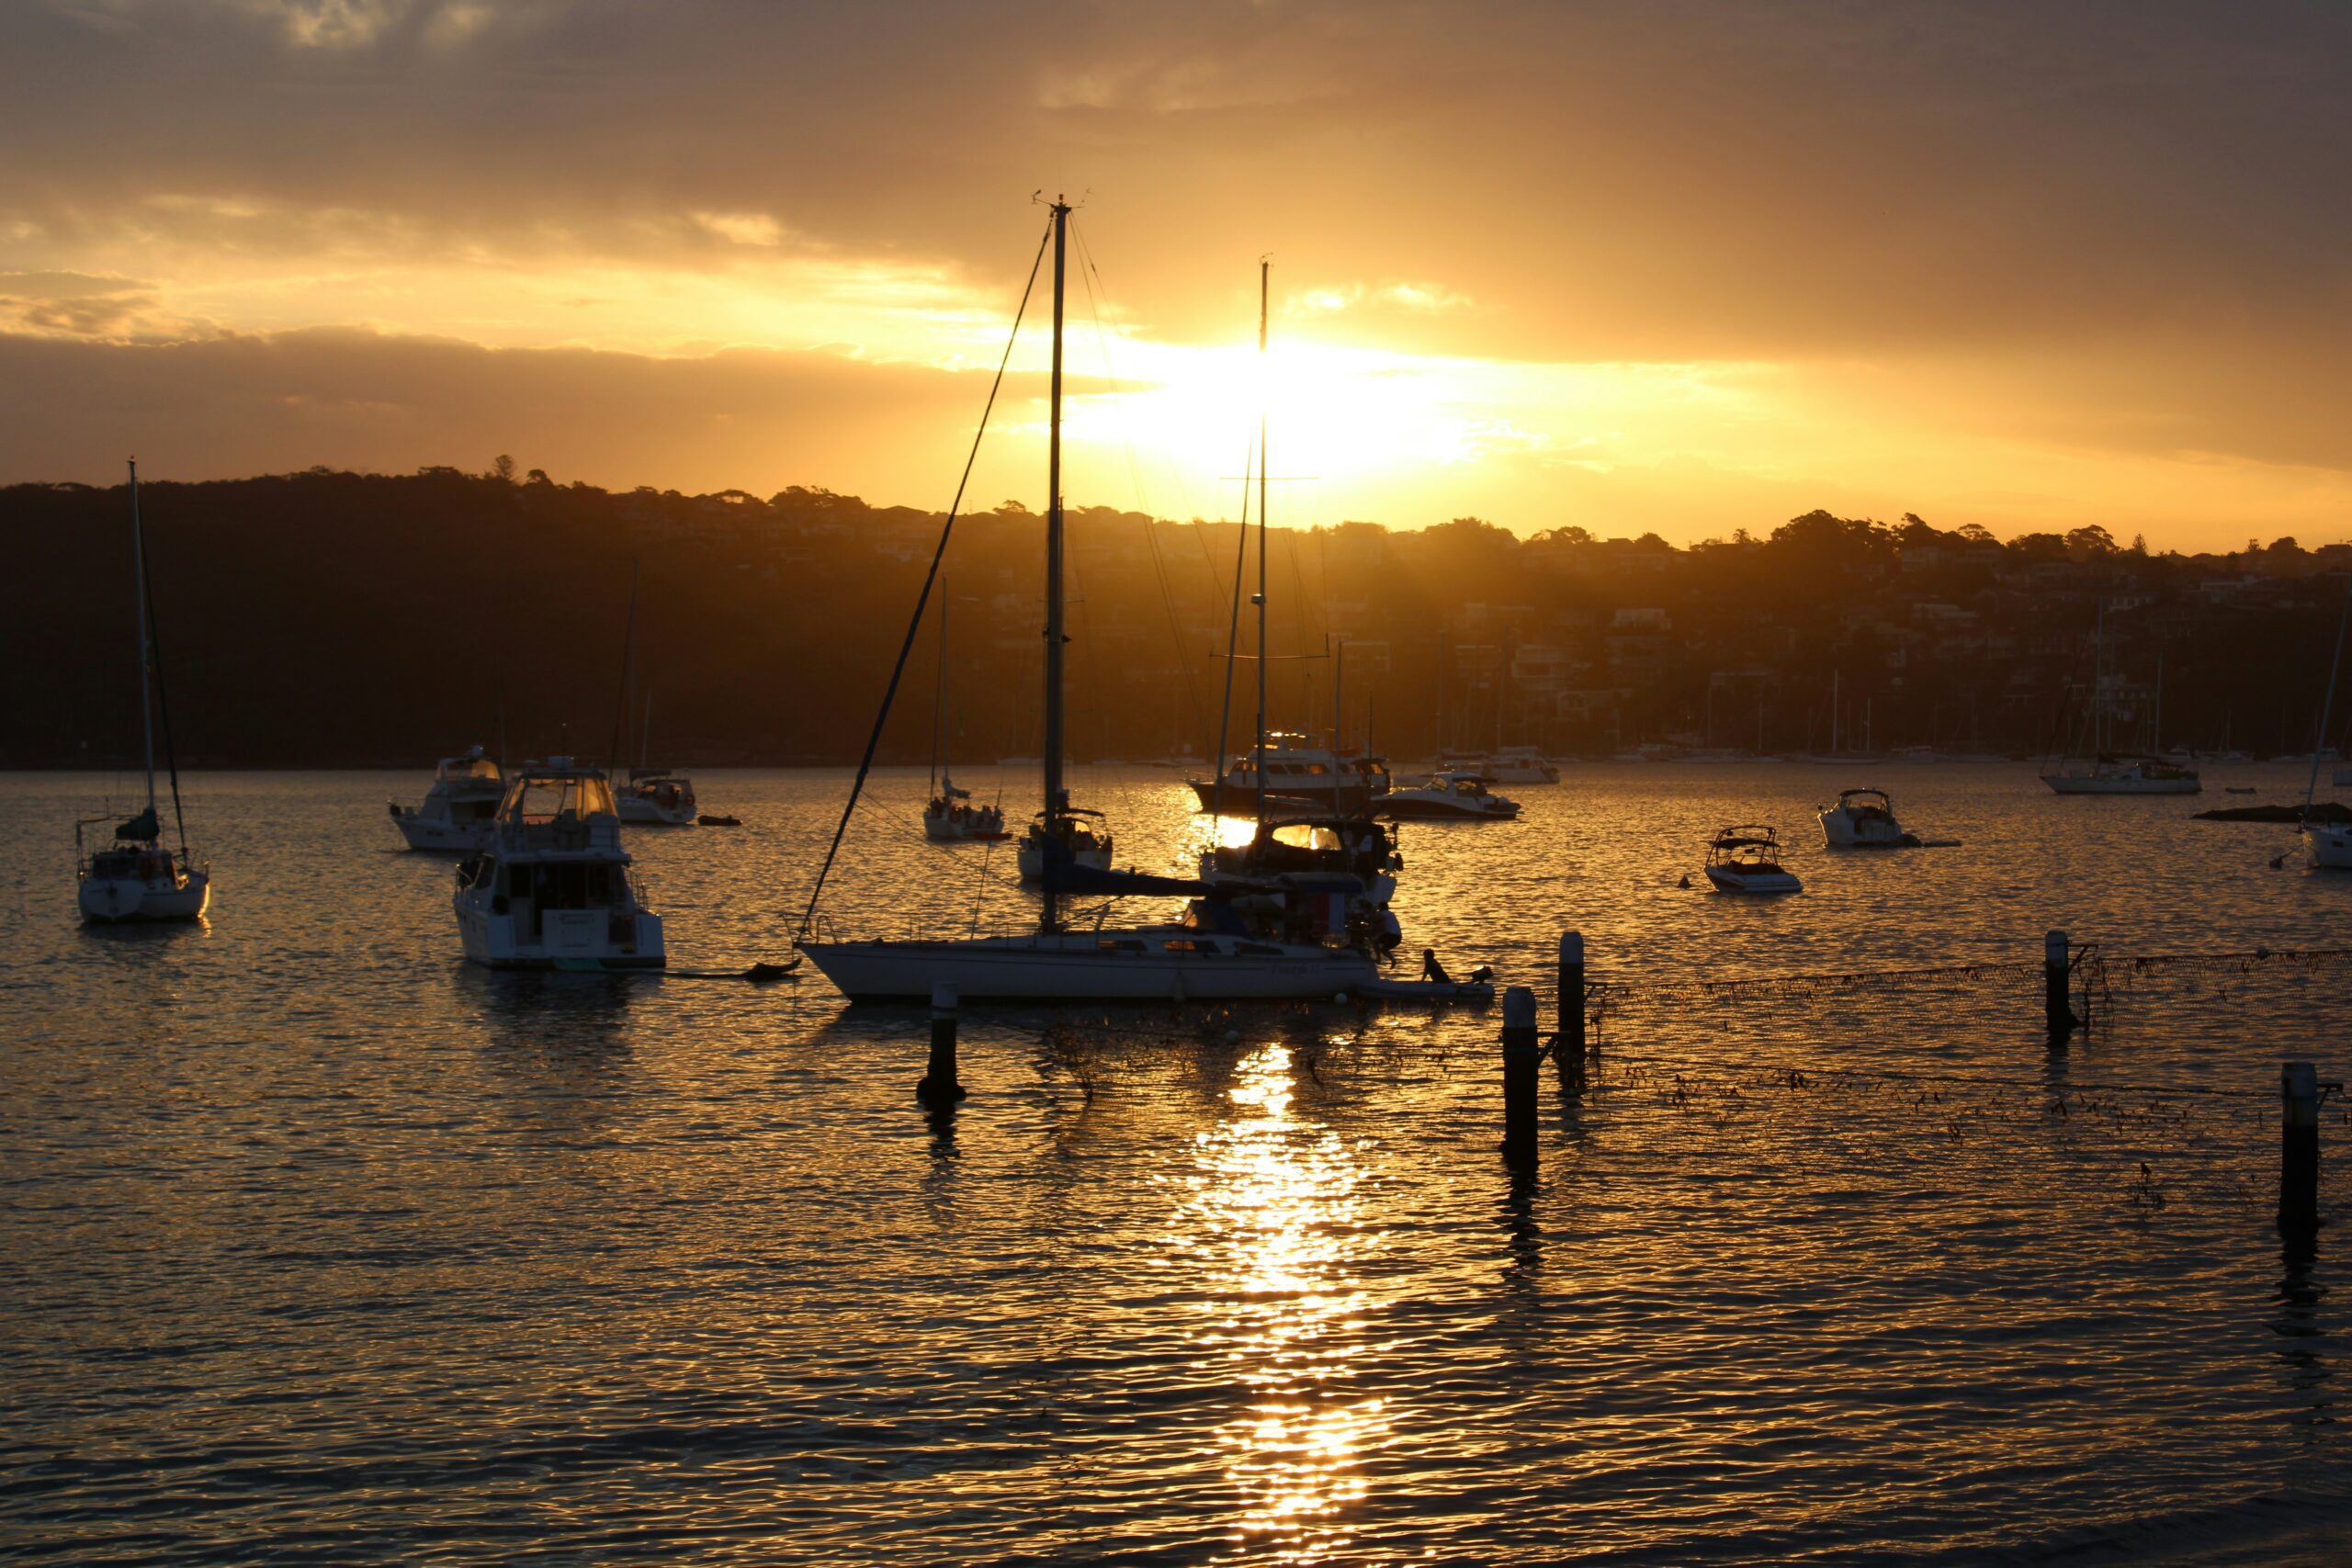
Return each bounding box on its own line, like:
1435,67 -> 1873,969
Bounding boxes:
1503,986 -> 1539,1162
1555,931 -> 1587,1094
918,982 -> 967,1104
2044,930 -> 2077,1041
2280,1060 -> 2320,1234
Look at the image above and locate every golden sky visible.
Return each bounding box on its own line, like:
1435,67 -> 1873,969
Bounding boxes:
3,0 -> 2347,549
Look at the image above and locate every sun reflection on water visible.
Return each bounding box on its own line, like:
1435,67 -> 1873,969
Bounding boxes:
1182,1043 -> 1386,1562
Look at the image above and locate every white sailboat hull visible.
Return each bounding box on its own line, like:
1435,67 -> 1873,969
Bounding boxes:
78,867 -> 210,923
2306,825 -> 2352,870
1015,840 -> 1113,881
799,932 -> 1377,1002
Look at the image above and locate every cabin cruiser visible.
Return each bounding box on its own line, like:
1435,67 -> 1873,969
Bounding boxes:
1703,825 -> 1803,894
617,769 -> 697,826
390,746 -> 504,852
1201,816 -> 1404,950
2041,755 -> 2201,795
1190,732 -> 1390,815
923,772 -> 1007,840
78,807 -> 210,923
1015,802 -> 1112,882
453,758 -> 664,969
1377,771 -> 1521,820
1816,787 -> 1921,848
1480,747 -> 1561,784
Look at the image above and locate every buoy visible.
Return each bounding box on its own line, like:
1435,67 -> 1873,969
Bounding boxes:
1678,874 -> 1691,890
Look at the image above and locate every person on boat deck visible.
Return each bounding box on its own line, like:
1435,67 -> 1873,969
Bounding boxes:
1421,948 -> 1453,984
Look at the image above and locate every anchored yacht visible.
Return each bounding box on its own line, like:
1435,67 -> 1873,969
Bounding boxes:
1703,825 -> 1804,894
1816,787 -> 1921,848
454,758 -> 664,969
390,746 -> 504,852
1377,771 -> 1521,820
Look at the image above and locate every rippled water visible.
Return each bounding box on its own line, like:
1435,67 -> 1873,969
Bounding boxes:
3,763 -> 2346,1563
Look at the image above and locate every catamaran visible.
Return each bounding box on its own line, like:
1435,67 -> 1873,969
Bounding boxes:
76,459 -> 211,924
796,210 -> 1384,1001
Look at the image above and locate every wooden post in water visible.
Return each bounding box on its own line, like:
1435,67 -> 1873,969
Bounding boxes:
1555,931 -> 1587,1094
919,982 -> 967,1105
2043,930 -> 2077,1042
1503,986 -> 1539,1162
2280,1061 -> 2320,1234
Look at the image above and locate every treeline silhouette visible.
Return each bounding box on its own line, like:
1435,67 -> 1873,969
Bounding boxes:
6,464 -> 2345,768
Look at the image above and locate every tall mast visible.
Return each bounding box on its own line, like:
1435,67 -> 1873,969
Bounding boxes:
608,558 -> 639,773
128,459 -> 156,817
2093,597 -> 2106,756
1042,197 -> 1069,932
1333,637 -> 1344,752
931,590 -> 949,795
1254,257 -> 1270,830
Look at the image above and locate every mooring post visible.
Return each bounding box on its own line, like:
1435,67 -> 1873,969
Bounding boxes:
2043,929 -> 2077,1041
1503,986 -> 1539,1162
1555,931 -> 1587,1094
918,982 -> 967,1105
2280,1060 -> 2320,1234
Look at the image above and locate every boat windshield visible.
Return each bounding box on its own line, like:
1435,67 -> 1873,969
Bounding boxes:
501,770 -> 618,822
439,754 -> 500,784
1270,822 -> 1342,852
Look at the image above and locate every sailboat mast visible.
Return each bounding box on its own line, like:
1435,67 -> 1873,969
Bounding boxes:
1042,198 -> 1069,931
932,591 -> 949,795
2093,597 -> 2107,756
1333,638 -> 1344,752
128,459 -> 156,815
1254,257 -> 1270,829
608,558 -> 639,773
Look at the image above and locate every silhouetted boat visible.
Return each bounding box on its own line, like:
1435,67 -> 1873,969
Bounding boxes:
77,459 -> 210,924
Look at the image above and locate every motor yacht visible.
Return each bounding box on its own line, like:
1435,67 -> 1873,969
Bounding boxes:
1703,825 -> 1804,894
1816,787 -> 1921,848
453,758 -> 664,969
1201,816 -> 1404,950
617,769 -> 698,826
1190,732 -> 1390,816
1480,747 -> 1561,784
1377,771 -> 1521,820
389,746 -> 504,851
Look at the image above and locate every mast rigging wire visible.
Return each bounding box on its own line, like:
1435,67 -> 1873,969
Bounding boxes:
795,216 -> 1053,940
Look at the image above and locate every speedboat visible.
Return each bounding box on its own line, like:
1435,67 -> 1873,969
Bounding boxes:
1377,771 -> 1521,820
1190,732 -> 1391,816
453,758 -> 664,969
1015,801 -> 1112,882
1816,787 -> 1920,848
1703,825 -> 1803,894
923,772 -> 1007,840
617,769 -> 697,826
389,745 -> 504,852
77,459 -> 210,924
2041,756 -> 2201,795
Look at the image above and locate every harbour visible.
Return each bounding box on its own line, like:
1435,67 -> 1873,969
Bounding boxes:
5,762 -> 2346,1562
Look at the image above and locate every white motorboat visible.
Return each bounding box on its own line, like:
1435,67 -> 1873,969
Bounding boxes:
1817,787 -> 1921,848
1190,732 -> 1390,815
454,758 -> 664,969
1703,825 -> 1803,894
797,221 -> 1392,1004
389,746 -> 504,852
1479,747 -> 1561,784
617,769 -> 698,826
1377,771 -> 1521,820
2042,757 -> 2202,795
77,459 -> 210,925
1015,804 -> 1111,881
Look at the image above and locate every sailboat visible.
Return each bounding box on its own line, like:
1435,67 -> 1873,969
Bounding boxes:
604,569 -> 701,827
796,206 -> 1381,1001
923,592 -> 1007,841
77,460 -> 211,923
2041,599 -> 2199,795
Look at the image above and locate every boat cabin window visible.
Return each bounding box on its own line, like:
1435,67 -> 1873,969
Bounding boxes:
1162,938 -> 1221,953
503,773 -> 618,823
1271,823 -> 1341,852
